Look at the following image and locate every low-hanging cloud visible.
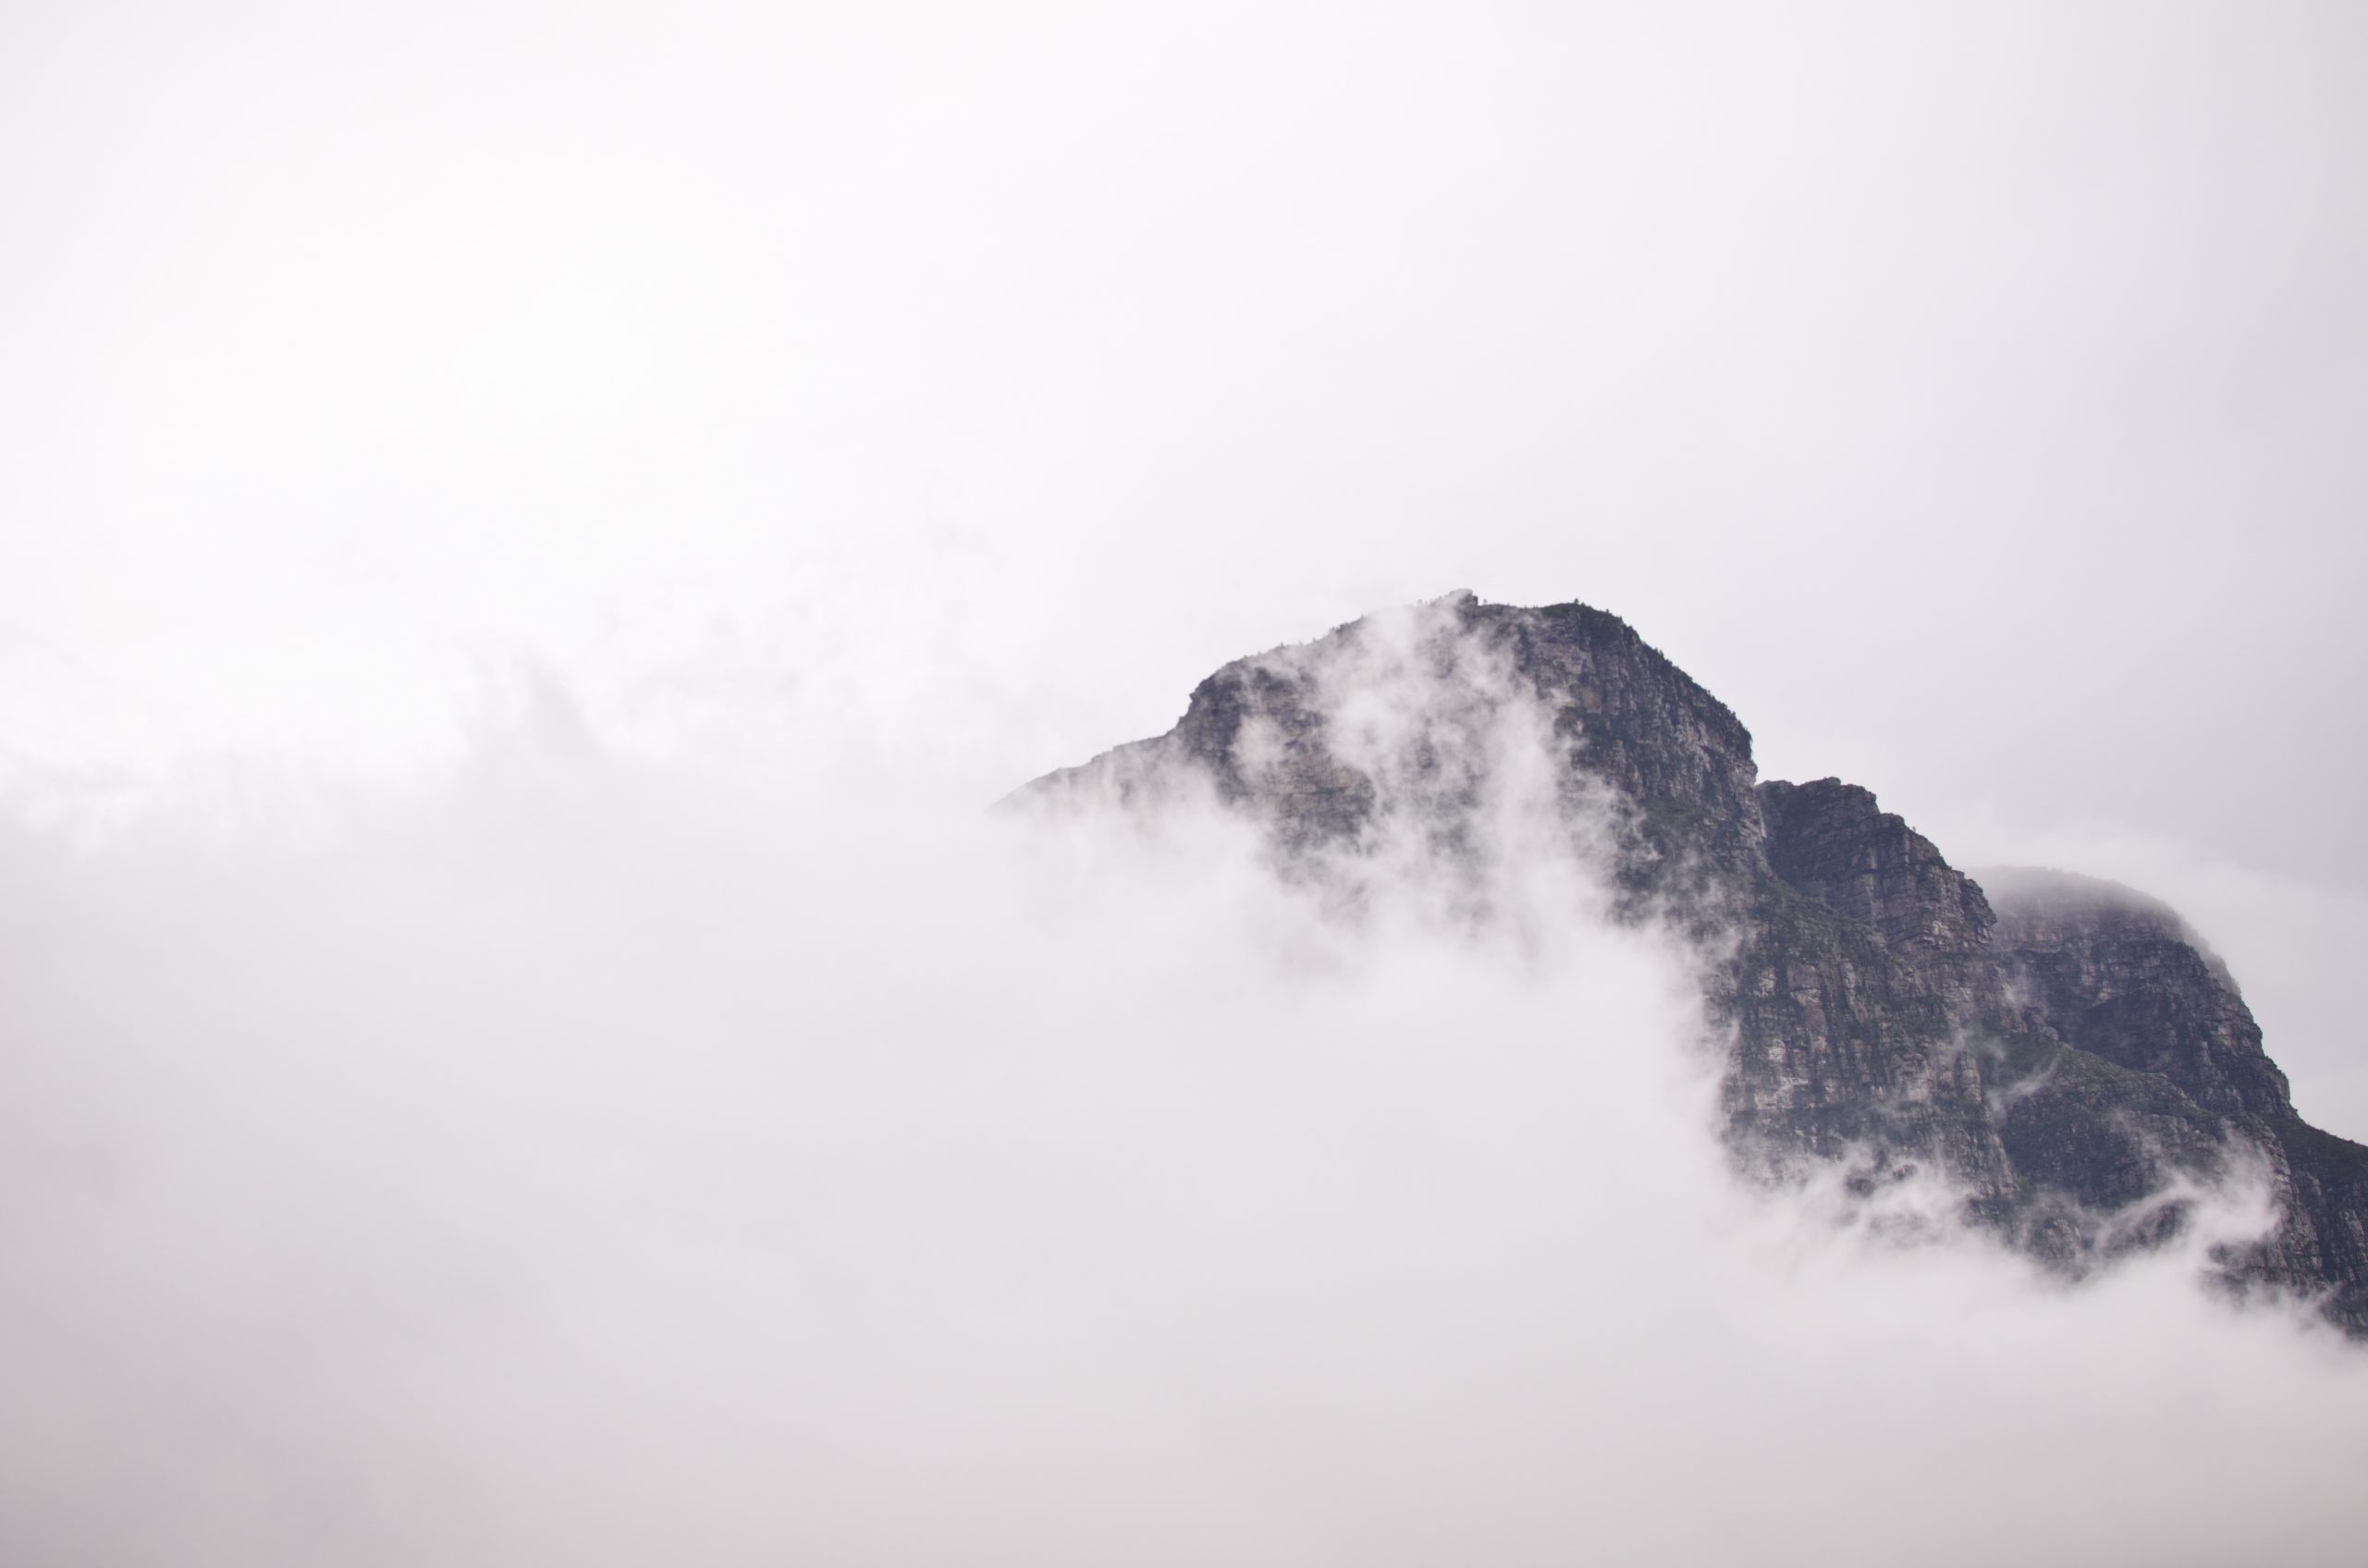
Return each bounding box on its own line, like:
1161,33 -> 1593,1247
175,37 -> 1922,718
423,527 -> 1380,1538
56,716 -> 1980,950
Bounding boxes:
2,671 -> 2365,1568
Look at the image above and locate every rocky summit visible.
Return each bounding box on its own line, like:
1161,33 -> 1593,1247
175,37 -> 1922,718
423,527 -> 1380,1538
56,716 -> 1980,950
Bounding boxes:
1014,593 -> 2368,1336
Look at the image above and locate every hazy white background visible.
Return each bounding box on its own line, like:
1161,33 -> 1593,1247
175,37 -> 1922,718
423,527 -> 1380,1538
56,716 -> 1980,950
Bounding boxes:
7,5 -> 2368,1560
10,1 -> 2365,813
6,8 -> 2362,796
18,0 -> 2364,1126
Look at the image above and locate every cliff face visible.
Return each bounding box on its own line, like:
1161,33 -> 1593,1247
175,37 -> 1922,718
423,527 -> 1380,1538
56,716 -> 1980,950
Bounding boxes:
1979,869 -> 2368,1323
1016,594 -> 2368,1335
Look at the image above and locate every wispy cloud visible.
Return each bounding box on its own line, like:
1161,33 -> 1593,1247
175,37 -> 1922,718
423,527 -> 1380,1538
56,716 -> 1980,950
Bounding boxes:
3,653 -> 2362,1564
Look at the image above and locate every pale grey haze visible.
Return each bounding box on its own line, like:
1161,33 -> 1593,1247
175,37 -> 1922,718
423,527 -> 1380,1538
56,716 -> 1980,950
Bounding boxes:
7,679 -> 2368,1566
4,2 -> 2367,1562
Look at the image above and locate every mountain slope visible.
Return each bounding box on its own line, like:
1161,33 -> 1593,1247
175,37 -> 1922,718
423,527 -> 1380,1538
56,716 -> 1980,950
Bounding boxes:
1014,593 -> 2368,1335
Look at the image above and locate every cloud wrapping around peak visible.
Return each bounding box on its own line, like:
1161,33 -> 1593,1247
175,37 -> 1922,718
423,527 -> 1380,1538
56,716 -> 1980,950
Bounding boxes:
2,683 -> 2364,1567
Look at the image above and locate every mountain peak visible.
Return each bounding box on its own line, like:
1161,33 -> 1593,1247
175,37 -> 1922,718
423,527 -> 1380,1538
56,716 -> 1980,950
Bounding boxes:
1017,595 -> 2368,1336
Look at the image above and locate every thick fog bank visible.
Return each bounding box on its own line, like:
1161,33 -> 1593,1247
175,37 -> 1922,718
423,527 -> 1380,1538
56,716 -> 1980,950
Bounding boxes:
3,741 -> 2365,1567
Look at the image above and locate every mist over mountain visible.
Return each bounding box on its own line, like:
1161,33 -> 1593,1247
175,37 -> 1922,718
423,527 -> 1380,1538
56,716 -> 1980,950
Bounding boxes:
8,594 -> 2368,1565
8,0 -> 2366,1557
1018,592 -> 2368,1334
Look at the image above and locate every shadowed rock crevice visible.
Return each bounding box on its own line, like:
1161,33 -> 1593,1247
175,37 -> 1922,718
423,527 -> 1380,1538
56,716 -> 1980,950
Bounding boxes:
1012,594 -> 2368,1336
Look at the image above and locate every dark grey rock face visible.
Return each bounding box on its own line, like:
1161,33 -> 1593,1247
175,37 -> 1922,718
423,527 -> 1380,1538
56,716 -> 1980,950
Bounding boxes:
1013,594 -> 2368,1335
1982,869 -> 2291,1121
1980,868 -> 2368,1326
1758,779 -> 1994,954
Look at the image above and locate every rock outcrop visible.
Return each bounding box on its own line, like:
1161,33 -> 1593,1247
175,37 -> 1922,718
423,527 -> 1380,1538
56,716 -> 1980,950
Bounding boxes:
1014,593 -> 2368,1335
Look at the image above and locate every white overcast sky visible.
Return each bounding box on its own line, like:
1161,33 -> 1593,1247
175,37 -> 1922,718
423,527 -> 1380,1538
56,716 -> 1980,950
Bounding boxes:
5,4 -> 2365,1096
11,13 -> 2368,1558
